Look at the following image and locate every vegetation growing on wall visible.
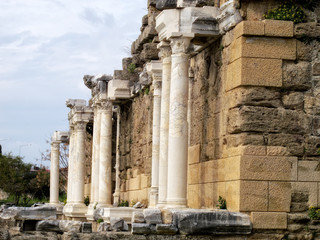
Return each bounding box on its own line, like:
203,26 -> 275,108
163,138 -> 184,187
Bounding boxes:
264,1 -> 306,23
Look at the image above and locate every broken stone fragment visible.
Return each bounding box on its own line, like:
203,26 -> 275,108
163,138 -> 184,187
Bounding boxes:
143,209 -> 162,224
81,222 -> 92,233
98,222 -> 111,232
35,220 -> 60,232
110,217 -> 125,231
59,220 -> 82,233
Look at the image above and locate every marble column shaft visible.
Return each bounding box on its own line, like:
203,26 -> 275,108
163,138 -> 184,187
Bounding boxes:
73,121 -> 87,204
150,71 -> 162,207
113,106 -> 121,205
157,42 -> 172,207
50,141 -> 60,204
98,101 -> 113,207
90,105 -> 101,205
166,37 -> 191,208
67,126 -> 76,203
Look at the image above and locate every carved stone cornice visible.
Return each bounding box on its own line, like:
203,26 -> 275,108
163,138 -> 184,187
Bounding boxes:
83,74 -> 112,98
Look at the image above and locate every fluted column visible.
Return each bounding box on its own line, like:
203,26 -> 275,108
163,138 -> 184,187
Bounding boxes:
113,106 -> 121,205
157,41 -> 171,208
166,37 -> 191,208
50,140 -> 60,205
98,100 -> 113,207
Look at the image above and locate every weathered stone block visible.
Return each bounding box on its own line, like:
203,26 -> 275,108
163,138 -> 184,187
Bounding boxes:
283,61 -> 312,90
297,40 -> 312,61
269,182 -> 291,212
161,209 -> 173,224
131,223 -> 151,234
143,209 -> 162,224
141,43 -> 159,61
97,222 -> 110,232
59,220 -> 82,233
140,174 -> 150,189
226,87 -> 281,109
132,211 -> 145,223
267,133 -> 304,157
0,206 -> 56,221
263,19 -> 293,37
282,92 -> 304,110
200,160 -> 219,183
156,224 -> 178,235
188,163 -> 200,185
226,57 -> 282,91
313,62 -> 320,76
298,161 -> 320,182
249,155 -> 295,181
156,0 -> 177,10
228,106 -> 308,135
230,36 -> 296,63
188,144 -> 200,164
81,222 -> 92,233
172,210 -> 252,235
129,176 -> 141,191
36,220 -> 60,232
251,212 -> 287,229
110,217 -> 125,231
295,22 -> 320,38
239,181 -> 268,212
187,184 -> 200,209
234,20 -> 264,39
291,182 -> 318,207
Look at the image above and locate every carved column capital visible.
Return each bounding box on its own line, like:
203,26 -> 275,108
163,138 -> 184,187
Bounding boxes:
75,121 -> 87,132
98,100 -> 113,113
170,37 -> 192,54
51,141 -> 60,150
158,41 -> 172,61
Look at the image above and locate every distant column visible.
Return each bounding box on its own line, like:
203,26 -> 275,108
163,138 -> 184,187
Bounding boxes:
166,37 -> 191,208
66,126 -> 75,204
50,140 -> 60,205
98,100 -> 113,208
157,41 -> 171,208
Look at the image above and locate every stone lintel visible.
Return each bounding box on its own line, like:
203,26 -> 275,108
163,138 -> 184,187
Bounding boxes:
156,7 -> 220,42
107,79 -> 131,100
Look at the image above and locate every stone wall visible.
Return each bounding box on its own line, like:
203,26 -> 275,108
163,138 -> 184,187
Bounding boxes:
118,94 -> 153,205
113,0 -> 320,237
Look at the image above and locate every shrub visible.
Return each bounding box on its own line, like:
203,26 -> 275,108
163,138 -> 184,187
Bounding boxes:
216,196 -> 227,209
264,1 -> 306,24
309,206 -> 320,220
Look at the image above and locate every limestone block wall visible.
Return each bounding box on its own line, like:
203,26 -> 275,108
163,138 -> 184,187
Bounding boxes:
118,94 -> 153,204
187,9 -> 320,232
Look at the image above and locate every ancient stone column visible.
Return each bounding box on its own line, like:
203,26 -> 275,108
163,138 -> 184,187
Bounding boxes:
98,100 -> 113,208
113,106 -> 121,206
50,140 -> 60,205
72,121 -> 88,208
166,37 -> 191,208
157,41 -> 171,208
66,126 -> 75,204
147,61 -> 163,208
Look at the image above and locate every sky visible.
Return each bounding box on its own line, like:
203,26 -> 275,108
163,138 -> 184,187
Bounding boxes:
0,0 -> 147,168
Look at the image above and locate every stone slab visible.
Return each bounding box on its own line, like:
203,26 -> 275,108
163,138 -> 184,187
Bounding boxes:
268,182 -> 291,212
107,79 -> 131,100
226,57 -> 282,91
298,161 -> 320,182
143,209 -> 162,224
0,206 -> 57,221
103,207 -> 143,223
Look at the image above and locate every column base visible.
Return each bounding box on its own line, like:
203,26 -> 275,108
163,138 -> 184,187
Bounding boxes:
149,188 -> 158,208
156,201 -> 167,209
85,203 -> 97,221
63,203 -> 88,218
165,199 -> 187,209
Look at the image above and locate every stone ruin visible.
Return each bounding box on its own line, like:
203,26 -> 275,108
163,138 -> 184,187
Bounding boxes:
1,0 -> 320,239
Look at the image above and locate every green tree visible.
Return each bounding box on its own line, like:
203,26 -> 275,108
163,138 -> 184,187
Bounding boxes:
0,154 -> 37,205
